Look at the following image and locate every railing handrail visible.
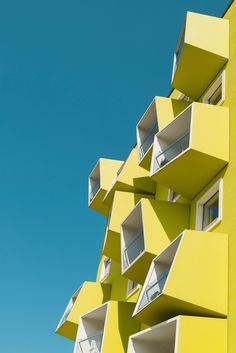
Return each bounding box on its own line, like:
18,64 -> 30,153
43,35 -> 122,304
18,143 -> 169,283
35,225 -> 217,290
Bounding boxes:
155,130 -> 190,160
78,331 -> 103,345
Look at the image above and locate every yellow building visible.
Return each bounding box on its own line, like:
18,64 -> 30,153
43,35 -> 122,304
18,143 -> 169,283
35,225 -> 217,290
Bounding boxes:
56,2 -> 236,352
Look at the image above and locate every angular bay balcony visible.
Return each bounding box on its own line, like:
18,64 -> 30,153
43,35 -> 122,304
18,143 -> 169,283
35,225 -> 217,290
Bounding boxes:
88,158 -> 124,216
121,199 -> 189,284
150,103 -> 229,200
102,148 -> 156,208
133,230 -> 228,326
74,301 -> 140,353
171,11 -> 229,100
102,191 -> 153,262
127,316 -> 227,353
137,97 -> 190,170
55,282 -> 111,340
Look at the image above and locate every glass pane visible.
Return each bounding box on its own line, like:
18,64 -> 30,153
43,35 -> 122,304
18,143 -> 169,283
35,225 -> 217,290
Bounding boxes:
208,84 -> 222,105
123,230 -> 145,269
202,191 -> 219,229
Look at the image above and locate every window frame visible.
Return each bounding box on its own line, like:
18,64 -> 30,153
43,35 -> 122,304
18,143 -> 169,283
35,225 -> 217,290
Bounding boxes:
168,189 -> 181,202
126,279 -> 140,298
202,70 -> 225,106
195,179 -> 223,231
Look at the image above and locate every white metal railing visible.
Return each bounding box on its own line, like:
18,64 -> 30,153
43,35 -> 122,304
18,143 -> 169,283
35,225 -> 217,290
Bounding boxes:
76,332 -> 103,353
155,130 -> 190,171
89,181 -> 100,202
123,230 -> 145,269
139,123 -> 158,159
137,268 -> 170,311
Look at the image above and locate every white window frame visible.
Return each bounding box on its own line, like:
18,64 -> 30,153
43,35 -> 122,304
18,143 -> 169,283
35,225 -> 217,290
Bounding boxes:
168,189 -> 181,202
202,70 -> 225,106
196,179 -> 223,232
126,280 -> 140,298
99,257 -> 112,282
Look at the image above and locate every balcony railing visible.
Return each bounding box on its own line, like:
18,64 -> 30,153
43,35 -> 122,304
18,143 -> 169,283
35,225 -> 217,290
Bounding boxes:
123,230 -> 145,269
139,123 -> 158,159
155,130 -> 190,171
137,268 -> 170,311
77,332 -> 103,353
89,181 -> 100,202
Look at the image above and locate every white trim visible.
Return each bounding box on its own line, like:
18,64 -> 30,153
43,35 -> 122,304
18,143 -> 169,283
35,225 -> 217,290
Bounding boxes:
99,257 -> 112,282
195,179 -> 223,231
202,70 -> 225,106
168,189 -> 181,202
126,280 -> 140,299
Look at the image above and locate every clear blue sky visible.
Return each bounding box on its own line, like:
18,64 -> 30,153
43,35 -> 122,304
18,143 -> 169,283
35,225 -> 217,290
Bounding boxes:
0,0 -> 230,352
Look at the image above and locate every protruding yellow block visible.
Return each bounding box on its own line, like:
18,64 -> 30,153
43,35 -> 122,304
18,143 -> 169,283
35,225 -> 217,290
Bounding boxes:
103,148 -> 156,208
128,315 -> 227,353
133,230 -> 228,325
120,198 -> 189,284
88,158 -> 123,216
172,11 -> 229,99
55,282 -> 111,341
151,103 -> 229,200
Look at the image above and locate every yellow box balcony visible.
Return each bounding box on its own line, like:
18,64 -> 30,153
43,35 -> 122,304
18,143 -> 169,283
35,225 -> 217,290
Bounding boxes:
103,148 -> 156,208
55,282 -> 111,341
88,158 -> 123,216
128,316 -> 227,353
133,230 -> 228,326
120,198 -> 189,284
102,191 -> 154,262
172,11 -> 229,100
74,301 -> 140,353
150,103 -> 229,200
136,97 -> 189,170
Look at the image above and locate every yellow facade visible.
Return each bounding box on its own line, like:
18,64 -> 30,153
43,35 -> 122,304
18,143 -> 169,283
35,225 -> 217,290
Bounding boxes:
56,3 -> 236,353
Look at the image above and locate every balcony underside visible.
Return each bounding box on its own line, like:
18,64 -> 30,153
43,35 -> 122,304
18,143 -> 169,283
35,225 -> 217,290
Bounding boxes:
122,251 -> 156,284
134,293 -> 226,326
89,188 -> 110,216
173,44 -> 228,100
151,148 -> 227,200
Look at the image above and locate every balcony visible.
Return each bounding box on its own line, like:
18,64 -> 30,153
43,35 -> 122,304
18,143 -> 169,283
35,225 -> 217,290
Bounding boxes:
55,282 -> 111,340
137,97 -> 190,170
121,199 -> 189,284
133,230 -> 228,326
102,191 -> 153,262
102,148 -> 156,208
88,158 -> 124,216
74,301 -> 140,353
171,11 -> 229,100
127,316 -> 227,353
150,103 -> 229,200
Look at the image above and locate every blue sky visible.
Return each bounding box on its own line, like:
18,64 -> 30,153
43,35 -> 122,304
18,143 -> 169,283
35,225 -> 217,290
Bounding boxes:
0,0 -> 230,352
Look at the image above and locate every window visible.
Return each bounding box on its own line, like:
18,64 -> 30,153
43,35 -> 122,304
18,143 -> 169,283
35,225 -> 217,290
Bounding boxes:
196,179 -> 222,231
168,189 -> 181,202
100,257 -> 112,281
126,280 -> 139,298
202,71 -> 225,106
